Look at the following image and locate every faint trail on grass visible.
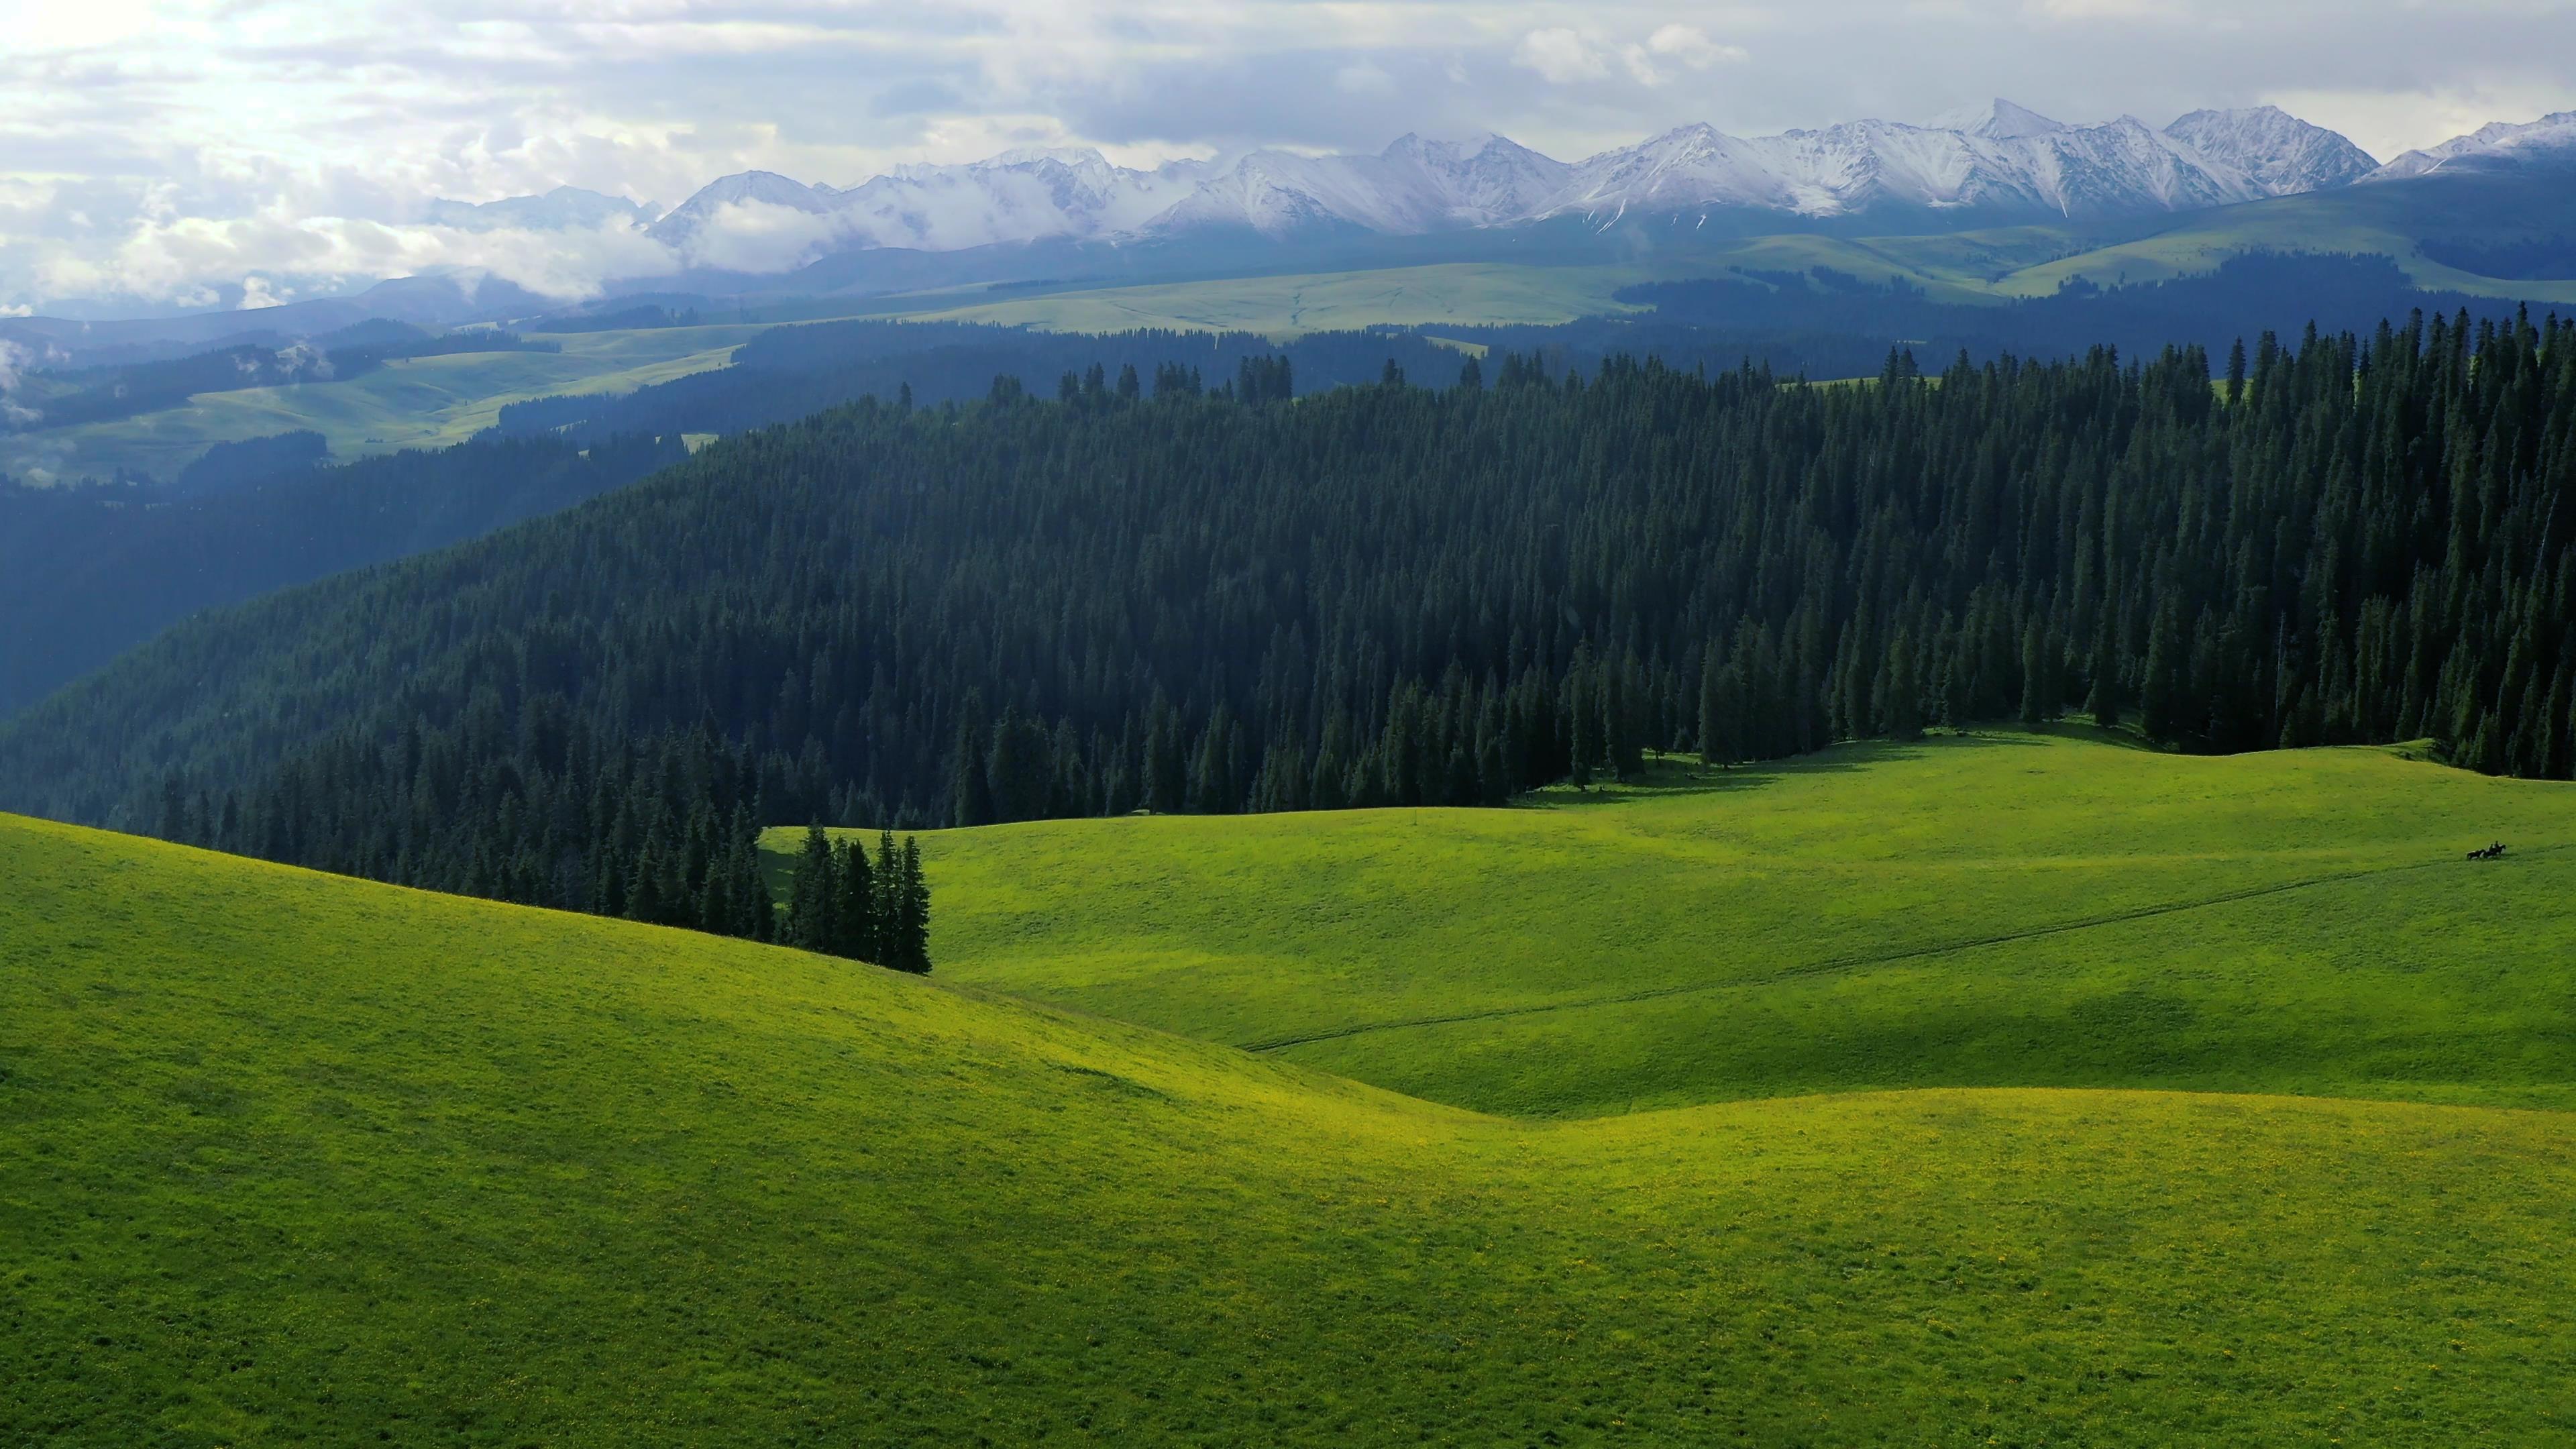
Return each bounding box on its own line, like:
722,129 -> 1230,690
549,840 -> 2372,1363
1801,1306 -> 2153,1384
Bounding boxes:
1238,845 -> 2572,1055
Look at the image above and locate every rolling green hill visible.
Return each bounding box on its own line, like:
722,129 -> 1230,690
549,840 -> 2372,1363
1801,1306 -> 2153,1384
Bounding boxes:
804,731 -> 2576,1118
1989,172 -> 2576,303
11,792 -> 2576,1444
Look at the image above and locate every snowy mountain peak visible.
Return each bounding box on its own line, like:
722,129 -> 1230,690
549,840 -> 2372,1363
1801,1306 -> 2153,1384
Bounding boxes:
626,101 -> 2399,270
2371,111 -> 2576,181
2163,107 -> 2379,194
1929,99 -> 2067,141
979,146 -> 1113,170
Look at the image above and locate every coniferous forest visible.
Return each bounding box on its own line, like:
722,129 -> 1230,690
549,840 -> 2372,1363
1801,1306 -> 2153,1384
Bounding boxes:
1,307 -> 2571,949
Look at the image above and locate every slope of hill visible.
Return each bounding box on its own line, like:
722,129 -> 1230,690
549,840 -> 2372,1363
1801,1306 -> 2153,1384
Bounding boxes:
0,320 -> 758,485
806,731 -> 2576,1118
8,808 -> 2576,1442
1987,168 -> 2576,303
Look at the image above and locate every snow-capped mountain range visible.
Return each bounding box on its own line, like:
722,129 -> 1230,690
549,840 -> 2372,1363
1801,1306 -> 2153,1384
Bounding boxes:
2370,111 -> 2576,180
439,101 -> 2576,276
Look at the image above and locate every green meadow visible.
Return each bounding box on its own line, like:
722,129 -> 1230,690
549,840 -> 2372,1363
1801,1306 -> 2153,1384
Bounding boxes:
846,731 -> 2576,1117
11,730 -> 2576,1442
0,323 -> 763,484
916,262 -> 1657,336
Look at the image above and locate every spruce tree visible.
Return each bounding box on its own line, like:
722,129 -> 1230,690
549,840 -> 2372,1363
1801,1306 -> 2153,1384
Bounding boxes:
1882,629 -> 1923,741
834,839 -> 875,962
951,702 -> 994,827
2019,621 -> 2053,727
2086,615 -> 2124,729
2141,602 -> 2186,745
1697,643 -> 1725,766
786,824 -> 837,951
896,836 -> 932,974
1566,644 -> 1597,789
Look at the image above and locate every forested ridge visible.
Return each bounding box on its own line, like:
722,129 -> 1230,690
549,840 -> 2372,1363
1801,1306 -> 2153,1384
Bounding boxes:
1,307 -> 2570,947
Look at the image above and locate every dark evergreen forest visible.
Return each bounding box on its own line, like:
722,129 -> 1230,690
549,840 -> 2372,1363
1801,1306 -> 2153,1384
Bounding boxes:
1,307 -> 2569,953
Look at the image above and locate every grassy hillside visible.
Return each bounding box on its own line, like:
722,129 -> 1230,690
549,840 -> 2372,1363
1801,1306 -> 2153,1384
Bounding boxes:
1989,173 -> 2576,303
913,261 -> 1656,335
823,731 -> 2576,1118
10,809 -> 2576,1444
0,323 -> 760,484
902,233 -> 2082,337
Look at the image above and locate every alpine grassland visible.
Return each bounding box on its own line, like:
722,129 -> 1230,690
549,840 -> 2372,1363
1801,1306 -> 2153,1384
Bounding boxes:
12,761 -> 2576,1445
0,322 -> 760,484
828,730 -> 2576,1119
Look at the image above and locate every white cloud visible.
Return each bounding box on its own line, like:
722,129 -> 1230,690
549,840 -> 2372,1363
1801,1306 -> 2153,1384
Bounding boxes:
1649,25 -> 1748,69
0,1 -> 2568,312
669,201 -> 841,276
0,339 -> 41,425
1514,29 -> 1611,85
1336,61 -> 1397,96
1519,24 -> 1749,89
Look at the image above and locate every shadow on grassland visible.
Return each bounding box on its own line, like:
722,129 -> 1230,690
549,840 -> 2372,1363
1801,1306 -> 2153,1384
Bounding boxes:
1519,722 -> 2141,811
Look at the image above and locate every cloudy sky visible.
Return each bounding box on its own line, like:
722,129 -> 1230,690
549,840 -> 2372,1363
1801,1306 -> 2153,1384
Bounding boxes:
2,0 -> 2570,313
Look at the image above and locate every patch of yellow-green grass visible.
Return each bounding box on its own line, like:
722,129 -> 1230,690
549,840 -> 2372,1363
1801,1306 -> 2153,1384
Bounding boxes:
0,323 -> 762,483
803,731 -> 2576,1117
913,262 -> 1655,337
1989,187 -> 2576,303
8,811 -> 2576,1443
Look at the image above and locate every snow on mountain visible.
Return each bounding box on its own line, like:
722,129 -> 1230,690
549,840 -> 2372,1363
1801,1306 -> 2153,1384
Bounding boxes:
2163,107 -> 2379,194
425,187 -> 661,232
1143,134 -> 1571,236
635,101 -> 2387,270
1928,99 -> 2068,142
1530,111 -> 2292,224
642,153 -> 1210,267
830,150 -> 1212,250
2370,112 -> 2576,180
